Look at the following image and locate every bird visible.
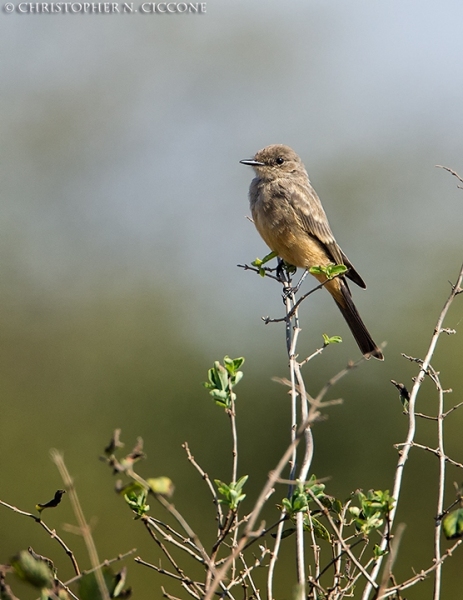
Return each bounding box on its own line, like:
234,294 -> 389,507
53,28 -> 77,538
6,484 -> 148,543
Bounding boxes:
240,144 -> 383,360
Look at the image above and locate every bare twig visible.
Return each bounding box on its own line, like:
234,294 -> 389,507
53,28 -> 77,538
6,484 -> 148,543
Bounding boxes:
361,262 -> 463,600
64,548 -> 136,587
394,442 -> 463,470
0,499 -> 80,576
262,279 -> 329,324
294,357 -> 314,599
376,523 -> 406,598
50,449 -> 110,600
269,273 -> 299,600
228,387 -> 239,486
140,518 -> 206,599
436,165 -> 463,188
312,536 -> 364,585
135,556 -> 202,592
122,463 -> 215,577
228,548 -> 270,598
262,265 -> 375,599
237,263 -> 282,283
182,442 -> 224,528
161,584 -> 186,600
299,345 -> 326,365
285,286 -> 309,599
433,373 -> 446,600
307,489 -> 379,591
144,516 -> 204,564
314,355 -> 366,405
203,412 -> 316,600
267,516 -> 286,600
377,539 -> 462,599
443,400 -> 463,418
228,385 -> 240,582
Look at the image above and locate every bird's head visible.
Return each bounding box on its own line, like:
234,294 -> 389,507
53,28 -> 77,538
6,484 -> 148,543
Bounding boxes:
240,144 -> 306,180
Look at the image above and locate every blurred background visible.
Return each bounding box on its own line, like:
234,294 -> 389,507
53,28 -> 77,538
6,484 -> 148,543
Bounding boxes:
1,0 -> 463,597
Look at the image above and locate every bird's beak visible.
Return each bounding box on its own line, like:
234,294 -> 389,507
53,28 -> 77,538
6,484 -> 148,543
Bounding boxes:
240,159 -> 265,167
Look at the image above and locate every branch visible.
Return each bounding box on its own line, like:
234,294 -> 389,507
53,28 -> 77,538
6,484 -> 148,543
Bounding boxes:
433,372 -> 446,600
436,165 -> 463,188
182,442 -> 224,528
50,449 -> 110,600
361,261 -> 463,600
203,413 -> 315,600
377,539 -> 462,599
64,548 -> 136,586
0,499 -> 80,576
395,442 -> 463,470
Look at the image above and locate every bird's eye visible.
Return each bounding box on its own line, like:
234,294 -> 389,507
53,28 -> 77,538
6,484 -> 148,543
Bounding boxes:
275,157 -> 284,165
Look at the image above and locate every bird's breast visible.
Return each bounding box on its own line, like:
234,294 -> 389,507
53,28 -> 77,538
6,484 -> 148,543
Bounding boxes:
251,193 -> 330,270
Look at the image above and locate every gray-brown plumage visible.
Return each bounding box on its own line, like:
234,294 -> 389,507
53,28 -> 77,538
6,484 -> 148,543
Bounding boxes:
240,144 -> 383,360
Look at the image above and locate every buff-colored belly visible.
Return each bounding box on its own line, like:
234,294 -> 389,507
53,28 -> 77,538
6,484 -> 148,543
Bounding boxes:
252,207 -> 343,304
253,210 -> 331,270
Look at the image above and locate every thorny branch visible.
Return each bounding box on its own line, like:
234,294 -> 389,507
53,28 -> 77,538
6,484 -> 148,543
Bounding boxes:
0,499 -> 80,577
361,260 -> 463,600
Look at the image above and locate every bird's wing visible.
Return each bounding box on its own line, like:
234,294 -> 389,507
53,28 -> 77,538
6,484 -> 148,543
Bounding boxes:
287,182 -> 367,289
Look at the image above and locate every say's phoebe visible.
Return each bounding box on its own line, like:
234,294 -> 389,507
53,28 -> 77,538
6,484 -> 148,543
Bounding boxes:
240,144 -> 383,360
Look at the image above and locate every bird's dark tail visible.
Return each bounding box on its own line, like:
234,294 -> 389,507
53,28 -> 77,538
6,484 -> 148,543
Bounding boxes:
334,281 -> 384,360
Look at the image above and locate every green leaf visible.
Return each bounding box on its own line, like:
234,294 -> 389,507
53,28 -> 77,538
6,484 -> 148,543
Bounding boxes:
215,477 -> 248,510
277,527 -> 296,539
305,516 -> 331,541
233,371 -> 244,385
326,264 -> 348,277
319,494 -> 337,511
309,264 -> 348,280
146,477 -> 174,497
322,334 -> 342,346
305,474 -> 326,499
391,380 -> 410,413
78,566 -> 131,600
124,488 -> 149,519
11,551 -> 53,590
443,508 -> 463,539
224,356 -> 245,375
115,481 -> 146,496
282,477 -> 327,517
210,389 -> 228,401
373,545 -> 388,559
234,475 -> 249,493
112,567 -> 130,598
349,490 -> 395,535
251,251 -> 278,268
282,498 -> 293,512
203,357 -> 245,410
285,486 -> 332,540
251,252 -> 279,276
